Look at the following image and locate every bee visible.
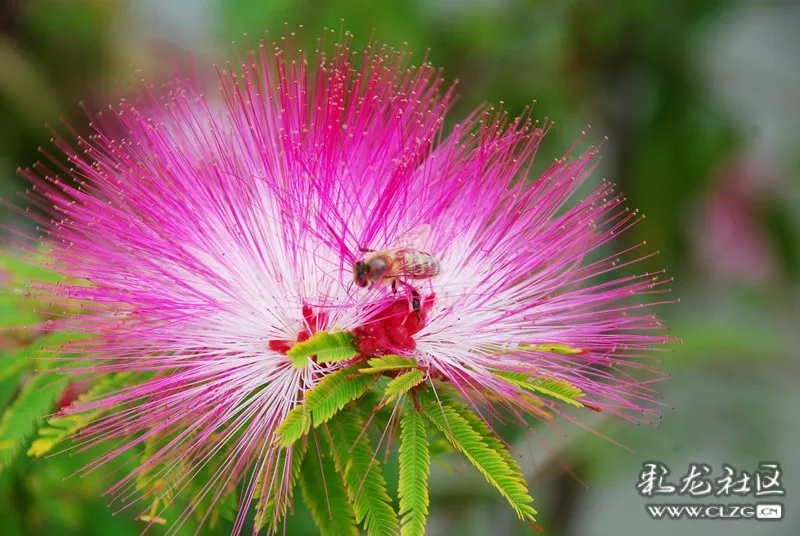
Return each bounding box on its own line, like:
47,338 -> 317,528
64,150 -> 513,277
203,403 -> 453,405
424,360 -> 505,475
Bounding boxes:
353,225 -> 440,312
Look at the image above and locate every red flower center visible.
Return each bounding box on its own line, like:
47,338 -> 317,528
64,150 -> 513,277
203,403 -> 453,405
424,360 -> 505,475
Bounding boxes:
268,295 -> 434,358
268,305 -> 327,354
352,293 -> 435,356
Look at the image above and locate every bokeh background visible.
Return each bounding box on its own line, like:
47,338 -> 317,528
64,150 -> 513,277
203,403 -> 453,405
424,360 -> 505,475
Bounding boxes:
1,1 -> 798,535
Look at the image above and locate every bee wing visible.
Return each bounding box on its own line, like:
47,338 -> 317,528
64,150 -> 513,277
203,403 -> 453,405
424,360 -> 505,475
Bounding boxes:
391,224 -> 432,250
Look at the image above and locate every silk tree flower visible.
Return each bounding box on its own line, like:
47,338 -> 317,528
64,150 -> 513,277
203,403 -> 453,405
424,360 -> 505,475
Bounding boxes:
16,31 -> 671,534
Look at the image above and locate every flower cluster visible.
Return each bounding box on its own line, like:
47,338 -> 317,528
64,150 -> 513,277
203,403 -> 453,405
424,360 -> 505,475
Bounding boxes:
352,294 -> 435,355
18,30 -> 670,534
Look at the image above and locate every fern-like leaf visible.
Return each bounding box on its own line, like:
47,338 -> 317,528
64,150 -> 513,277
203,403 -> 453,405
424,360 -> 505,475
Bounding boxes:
305,368 -> 373,426
326,411 -> 399,536
523,343 -> 586,354
384,370 -> 425,403
28,372 -> 133,457
1,332 -> 86,385
0,252 -> 65,330
358,355 -> 418,374
428,436 -> 453,460
398,411 -> 430,536
0,373 -> 67,471
530,377 -> 585,406
275,368 -> 372,447
287,331 -> 358,368
135,433 -> 189,523
446,396 -> 528,489
481,342 -> 585,357
419,392 -> 536,522
190,439 -> 240,530
274,407 -> 311,448
255,442 -> 307,533
300,433 -> 359,536
0,345 -> 30,383
196,485 -> 239,531
495,371 -> 585,407
32,332 -> 92,367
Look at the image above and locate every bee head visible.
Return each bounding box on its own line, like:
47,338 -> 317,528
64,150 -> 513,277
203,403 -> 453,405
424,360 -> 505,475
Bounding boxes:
353,257 -> 389,287
353,260 -> 371,287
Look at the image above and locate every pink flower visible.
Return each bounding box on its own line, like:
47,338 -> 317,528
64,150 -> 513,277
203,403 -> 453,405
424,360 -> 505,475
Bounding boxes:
19,32 -> 670,533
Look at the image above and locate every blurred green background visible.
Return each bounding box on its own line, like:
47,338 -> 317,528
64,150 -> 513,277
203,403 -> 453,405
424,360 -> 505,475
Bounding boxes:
1,0 -> 798,535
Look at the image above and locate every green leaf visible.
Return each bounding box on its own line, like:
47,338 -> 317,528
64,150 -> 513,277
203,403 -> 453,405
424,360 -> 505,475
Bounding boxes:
358,355 -> 418,374
0,376 -> 18,415
384,370 -> 425,403
522,343 -> 585,355
481,342 -> 586,356
398,411 -> 430,536
275,368 -> 372,447
326,411 -> 399,536
135,428 -> 210,526
418,392 -> 536,522
274,407 -> 311,448
305,368 -> 373,426
0,345 -> 30,383
495,371 -> 585,407
190,440 -> 240,530
255,442 -> 307,533
135,434 -> 185,507
27,415 -> 84,459
428,436 -> 453,460
0,331 -> 87,384
197,485 -> 239,531
300,433 -> 359,536
287,331 -> 358,368
450,398 -> 528,491
0,373 -> 67,471
31,331 -> 93,371
0,251 -> 64,284
0,252 -> 64,329
27,372 -> 133,457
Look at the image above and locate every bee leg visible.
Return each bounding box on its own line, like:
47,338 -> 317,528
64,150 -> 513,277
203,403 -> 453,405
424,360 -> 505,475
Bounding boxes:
391,279 -> 397,295
410,288 -> 422,317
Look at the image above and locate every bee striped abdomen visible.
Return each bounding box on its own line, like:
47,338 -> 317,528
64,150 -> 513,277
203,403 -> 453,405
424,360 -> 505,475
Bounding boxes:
397,249 -> 441,279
